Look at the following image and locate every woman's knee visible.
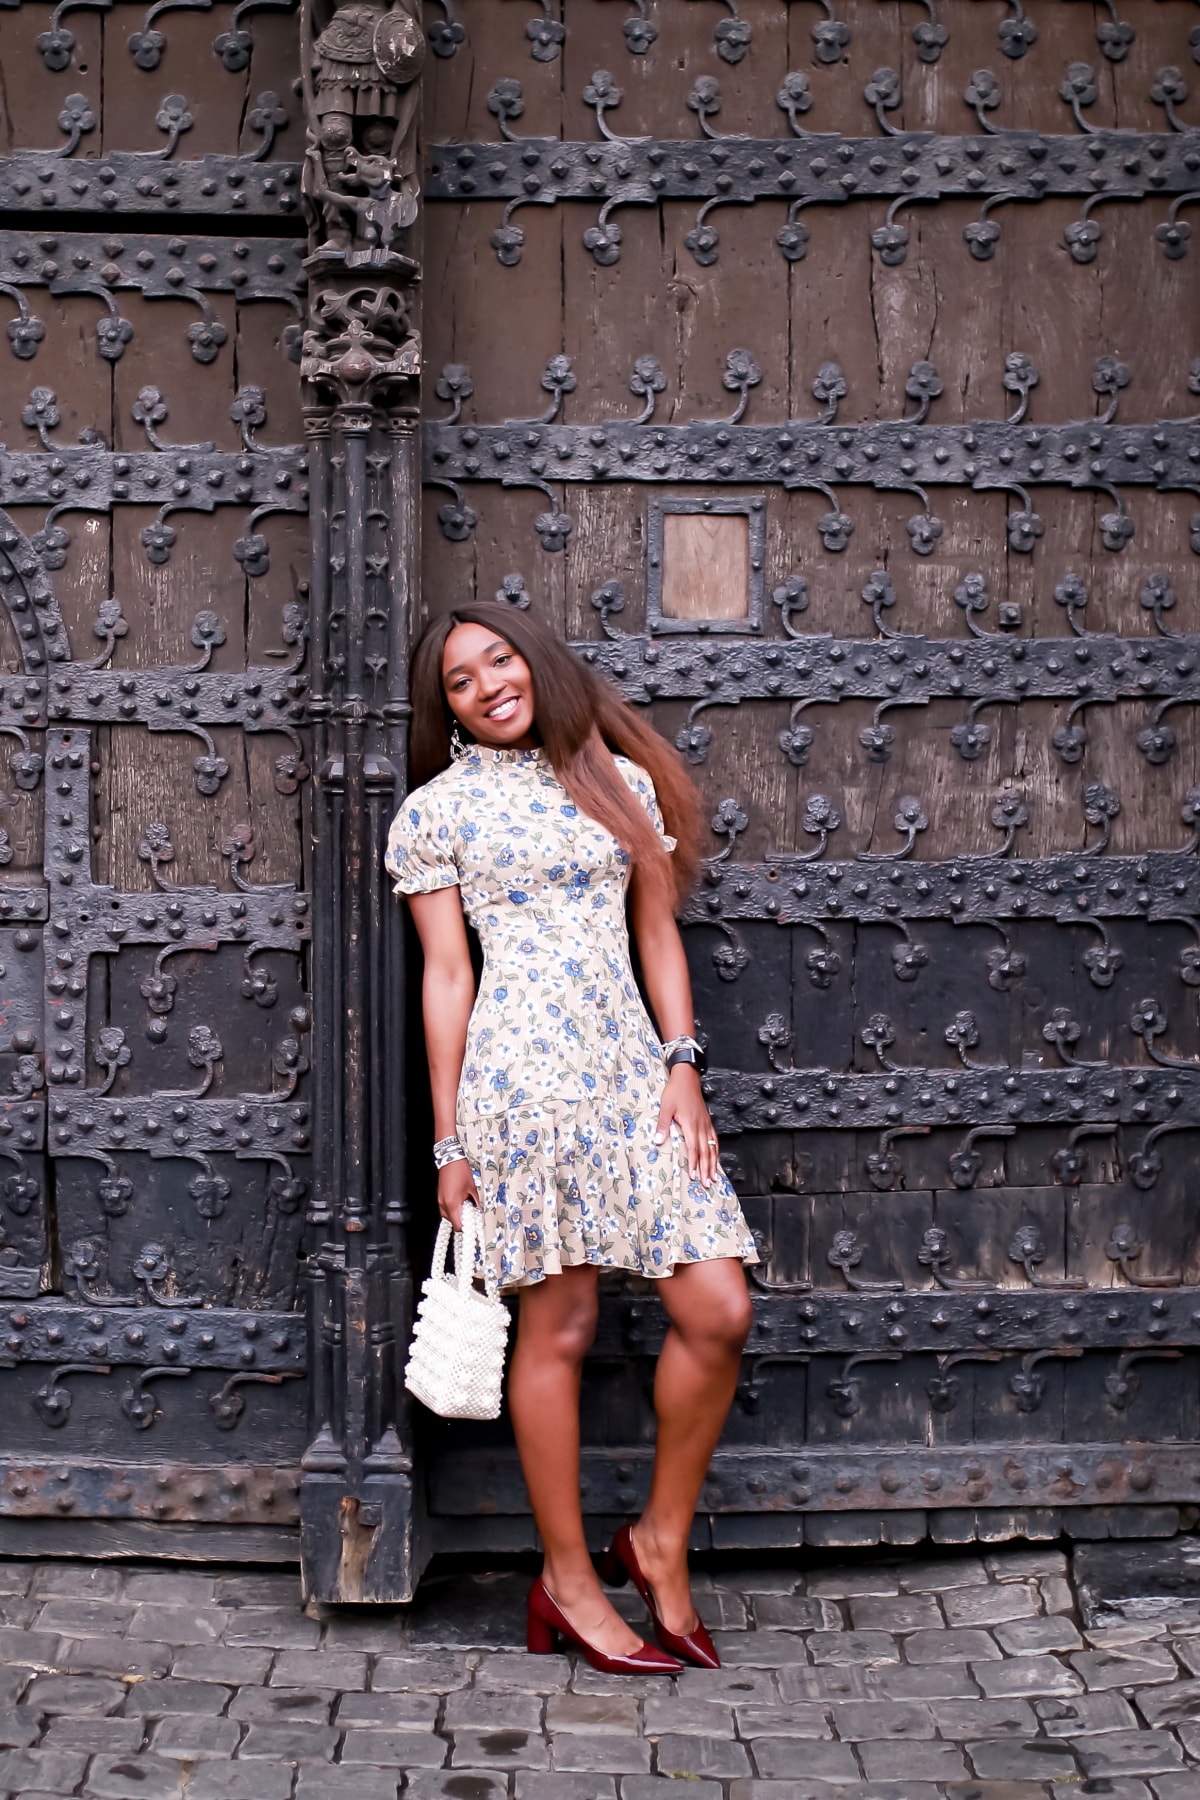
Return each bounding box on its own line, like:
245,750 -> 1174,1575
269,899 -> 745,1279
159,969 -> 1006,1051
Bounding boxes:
671,1269 -> 753,1357
520,1276 -> 599,1362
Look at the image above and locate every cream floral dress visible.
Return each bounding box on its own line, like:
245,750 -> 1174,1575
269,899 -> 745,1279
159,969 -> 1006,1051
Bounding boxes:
385,743 -> 760,1292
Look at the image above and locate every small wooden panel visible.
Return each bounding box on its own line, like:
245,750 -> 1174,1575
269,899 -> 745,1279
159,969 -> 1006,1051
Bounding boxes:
660,510 -> 750,623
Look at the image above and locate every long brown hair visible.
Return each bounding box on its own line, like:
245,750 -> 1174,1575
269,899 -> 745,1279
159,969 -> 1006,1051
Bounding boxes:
408,603 -> 703,906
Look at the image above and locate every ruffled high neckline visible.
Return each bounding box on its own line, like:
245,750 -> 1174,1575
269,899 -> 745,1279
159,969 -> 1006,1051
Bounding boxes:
459,742 -> 545,767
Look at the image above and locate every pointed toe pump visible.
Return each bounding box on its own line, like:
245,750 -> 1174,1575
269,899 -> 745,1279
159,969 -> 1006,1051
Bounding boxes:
526,1577 -> 683,1675
598,1522 -> 721,1670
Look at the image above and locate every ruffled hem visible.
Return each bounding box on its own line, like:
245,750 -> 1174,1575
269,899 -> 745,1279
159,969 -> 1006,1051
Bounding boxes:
457,1098 -> 760,1293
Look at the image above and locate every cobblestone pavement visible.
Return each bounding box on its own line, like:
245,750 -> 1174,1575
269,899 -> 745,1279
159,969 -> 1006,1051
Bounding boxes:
0,1544 -> 1199,1799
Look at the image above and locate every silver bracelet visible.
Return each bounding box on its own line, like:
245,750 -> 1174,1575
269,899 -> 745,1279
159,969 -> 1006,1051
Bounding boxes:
661,1034 -> 703,1059
433,1135 -> 467,1170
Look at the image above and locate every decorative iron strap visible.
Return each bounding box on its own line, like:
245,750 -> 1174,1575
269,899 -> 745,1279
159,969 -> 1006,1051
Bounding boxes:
575,634 -> 1200,700
431,1443 -> 1200,1515
46,1097 -> 310,1154
0,1459 -> 300,1525
600,1290 -> 1198,1359
2,1304 -> 304,1370
0,155 -> 302,219
702,1065 -> 1200,1133
426,419 -> 1200,491
426,130 -> 1200,205
0,1100 -> 45,1151
0,448 -> 308,513
0,232 -> 306,303
685,854 -> 1200,926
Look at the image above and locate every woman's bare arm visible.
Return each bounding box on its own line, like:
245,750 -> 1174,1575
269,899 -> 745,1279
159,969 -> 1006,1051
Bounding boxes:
629,867 -> 720,1187
407,886 -> 479,1228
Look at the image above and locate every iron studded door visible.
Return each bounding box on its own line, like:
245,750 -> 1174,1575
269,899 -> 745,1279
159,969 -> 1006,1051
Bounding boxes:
418,0 -> 1200,1553
0,0 -> 313,1558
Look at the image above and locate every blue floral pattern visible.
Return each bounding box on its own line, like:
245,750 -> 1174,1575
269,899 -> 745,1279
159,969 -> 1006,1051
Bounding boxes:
385,745 -> 759,1291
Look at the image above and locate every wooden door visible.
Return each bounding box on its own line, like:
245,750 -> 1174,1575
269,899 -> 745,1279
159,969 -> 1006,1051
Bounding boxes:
419,0 -> 1200,1552
0,0 -> 312,1559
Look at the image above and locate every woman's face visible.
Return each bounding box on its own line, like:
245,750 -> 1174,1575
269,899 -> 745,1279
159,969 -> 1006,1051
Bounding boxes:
442,622 -> 539,749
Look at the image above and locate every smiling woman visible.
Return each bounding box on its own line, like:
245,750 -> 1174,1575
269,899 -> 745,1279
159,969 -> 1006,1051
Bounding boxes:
386,601 -> 758,1676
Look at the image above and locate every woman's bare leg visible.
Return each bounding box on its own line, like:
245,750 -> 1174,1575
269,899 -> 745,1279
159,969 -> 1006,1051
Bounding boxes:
631,1258 -> 753,1633
508,1263 -> 644,1656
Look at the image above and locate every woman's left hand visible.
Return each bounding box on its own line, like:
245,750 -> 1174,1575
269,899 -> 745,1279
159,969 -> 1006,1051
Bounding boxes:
654,1064 -> 721,1186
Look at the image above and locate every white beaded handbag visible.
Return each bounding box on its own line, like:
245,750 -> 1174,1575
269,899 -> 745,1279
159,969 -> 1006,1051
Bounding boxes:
404,1202 -> 510,1420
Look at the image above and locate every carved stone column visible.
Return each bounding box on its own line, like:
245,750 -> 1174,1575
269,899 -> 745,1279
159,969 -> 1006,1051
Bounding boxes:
297,0 -> 423,1604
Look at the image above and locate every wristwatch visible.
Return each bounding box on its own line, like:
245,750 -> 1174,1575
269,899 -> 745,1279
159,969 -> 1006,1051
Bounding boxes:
663,1034 -> 708,1075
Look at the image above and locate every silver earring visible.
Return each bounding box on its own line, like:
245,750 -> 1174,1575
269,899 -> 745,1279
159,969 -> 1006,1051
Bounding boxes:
450,723 -> 467,760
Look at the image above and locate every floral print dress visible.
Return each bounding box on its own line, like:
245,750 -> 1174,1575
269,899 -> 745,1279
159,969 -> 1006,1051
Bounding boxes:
385,744 -> 760,1293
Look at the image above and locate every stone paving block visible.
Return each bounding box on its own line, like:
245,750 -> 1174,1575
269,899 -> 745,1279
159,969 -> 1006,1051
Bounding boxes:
806,1630 -> 899,1666
967,1737 -> 1079,1780
872,1663 -> 980,1701
1035,1690 -> 1140,1735
31,1566 -> 124,1601
902,1627 -> 1000,1664
127,1605 -> 226,1645
0,1706 -> 39,1748
0,1569 -> 31,1599
857,1740 -> 970,1782
471,1651 -> 569,1693
34,1600 -> 134,1637
228,1686 -> 337,1723
84,1753 -> 188,1800
22,1674 -> 127,1715
0,1748 -> 89,1793
373,1653 -> 476,1693
1085,1622 -> 1171,1649
450,1727 -> 549,1770
238,1722 -> 340,1760
0,1600 -> 36,1632
0,1627 -> 63,1669
544,1693 -> 637,1735
532,1734 -> 646,1778
152,1716 -> 241,1759
697,1590 -> 751,1630
333,1691 -> 439,1728
941,1583 -> 1040,1628
654,1734 -> 753,1778
341,1726 -> 450,1766
221,1608 -> 321,1650
1052,1785 -> 1154,1800
567,1664 -> 675,1699
848,1596 -> 943,1634
185,1763 -> 294,1800
973,1657 -> 1083,1699
0,1671 -> 29,1709
294,1770 -> 401,1800
752,1596 -> 841,1631
712,1568 -> 803,1595
1040,1576 -> 1075,1615
896,1558 -> 989,1594
830,1700 -> 936,1741
123,1678 -> 232,1715
712,1630 -> 813,1666
321,1615 -> 411,1653
214,1575 -> 300,1609
928,1698 -> 1037,1738
270,1649 -> 370,1690
1070,1648 -> 1180,1690
1137,1678 -> 1200,1729
1163,1720 -> 1200,1761
56,1636 -> 173,1679
733,1703 -> 830,1739
992,1614 -> 1082,1656
749,1738 -> 860,1781
1173,1636 -> 1200,1677
122,1571 -> 218,1605
42,1718 -> 145,1754
732,1785 -> 935,1800
986,1550 -> 1068,1583
671,1666 -> 778,1705
442,1691 -> 543,1734
170,1646 -> 274,1685
1076,1730 -> 1186,1777
623,1781 -> 723,1800
807,1567 -> 900,1599
777,1665 -> 871,1704
514,1775 -> 615,1800
1151,1778 -> 1200,1800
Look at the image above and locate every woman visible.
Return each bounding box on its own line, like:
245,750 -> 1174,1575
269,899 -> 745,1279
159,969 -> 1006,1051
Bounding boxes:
386,602 -> 758,1675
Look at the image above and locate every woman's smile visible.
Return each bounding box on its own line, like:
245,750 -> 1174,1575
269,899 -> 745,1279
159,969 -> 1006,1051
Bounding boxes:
442,621 -> 539,748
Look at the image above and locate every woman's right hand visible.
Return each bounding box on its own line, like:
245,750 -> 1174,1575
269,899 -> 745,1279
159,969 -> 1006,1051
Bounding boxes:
437,1158 -> 479,1231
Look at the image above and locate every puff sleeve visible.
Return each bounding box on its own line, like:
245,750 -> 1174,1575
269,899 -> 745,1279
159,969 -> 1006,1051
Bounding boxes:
614,757 -> 678,853
384,785 -> 461,897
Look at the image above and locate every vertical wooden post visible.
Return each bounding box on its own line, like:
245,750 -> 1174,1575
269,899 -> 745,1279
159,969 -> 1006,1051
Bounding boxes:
297,0 -> 424,1603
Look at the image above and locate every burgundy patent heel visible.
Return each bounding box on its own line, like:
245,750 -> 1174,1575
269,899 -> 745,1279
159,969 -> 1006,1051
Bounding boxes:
526,1577 -> 683,1675
600,1523 -> 721,1670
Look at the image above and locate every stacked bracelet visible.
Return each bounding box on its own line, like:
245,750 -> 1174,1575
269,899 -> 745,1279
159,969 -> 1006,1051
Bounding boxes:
433,1134 -> 467,1170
